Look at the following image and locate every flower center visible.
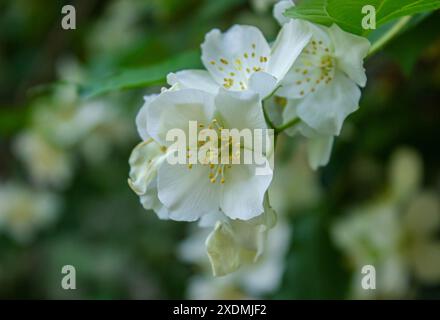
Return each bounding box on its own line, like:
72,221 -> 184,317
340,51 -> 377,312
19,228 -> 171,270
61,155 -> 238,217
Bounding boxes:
186,118 -> 240,184
209,42 -> 269,91
293,38 -> 336,96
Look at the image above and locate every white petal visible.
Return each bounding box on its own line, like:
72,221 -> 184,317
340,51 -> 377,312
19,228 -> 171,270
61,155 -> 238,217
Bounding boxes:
157,161 -> 221,221
296,71 -> 361,135
167,70 -> 220,94
198,210 -> 227,228
277,22 -> 334,99
273,0 -> 294,26
220,163 -> 272,220
205,204 -> 276,276
205,221 -> 255,276
139,181 -> 170,220
267,19 -> 312,83
328,24 -> 370,87
248,71 -> 277,98
307,135 -> 334,170
128,140 -> 166,195
215,88 -> 266,131
146,89 -> 215,145
201,25 -> 271,91
136,94 -> 157,140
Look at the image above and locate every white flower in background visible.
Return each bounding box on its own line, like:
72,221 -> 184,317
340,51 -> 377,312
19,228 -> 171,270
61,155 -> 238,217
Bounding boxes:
16,60 -> 134,187
179,212 -> 291,298
251,0 -> 278,14
13,131 -> 74,189
130,88 -> 273,222
168,20 -> 311,98
273,0 -> 370,169
0,183 -> 60,243
332,202 -> 408,298
332,148 -> 440,298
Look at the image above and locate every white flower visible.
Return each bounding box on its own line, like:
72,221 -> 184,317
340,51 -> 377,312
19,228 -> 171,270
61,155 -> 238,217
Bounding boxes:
205,199 -> 276,276
332,148 -> 440,298
128,139 -> 169,219
130,88 -> 273,222
0,183 -> 60,243
274,0 -> 370,168
179,209 -> 291,296
167,20 -> 312,98
13,131 -> 74,189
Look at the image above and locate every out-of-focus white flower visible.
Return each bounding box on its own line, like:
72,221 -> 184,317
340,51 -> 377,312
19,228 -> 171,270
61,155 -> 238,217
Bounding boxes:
273,0 -> 370,169
388,148 -> 423,202
16,73 -> 134,188
179,214 -> 291,298
168,20 -> 311,98
0,183 -> 60,243
332,201 -> 408,298
131,88 -> 273,222
13,131 -> 74,189
404,192 -> 440,284
332,148 -> 440,298
86,0 -> 146,55
251,0 -> 278,14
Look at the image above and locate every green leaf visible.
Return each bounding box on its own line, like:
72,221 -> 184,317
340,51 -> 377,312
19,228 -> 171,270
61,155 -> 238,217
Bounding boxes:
285,0 -> 440,36
80,50 -> 202,98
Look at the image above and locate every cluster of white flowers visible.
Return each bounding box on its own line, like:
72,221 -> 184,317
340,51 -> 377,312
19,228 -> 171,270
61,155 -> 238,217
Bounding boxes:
3,59 -> 134,243
332,148 -> 440,298
0,183 -> 60,243
14,60 -> 133,189
129,0 -> 370,276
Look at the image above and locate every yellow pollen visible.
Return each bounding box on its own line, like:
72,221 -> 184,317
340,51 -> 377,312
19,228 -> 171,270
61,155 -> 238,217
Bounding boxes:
220,58 -> 229,65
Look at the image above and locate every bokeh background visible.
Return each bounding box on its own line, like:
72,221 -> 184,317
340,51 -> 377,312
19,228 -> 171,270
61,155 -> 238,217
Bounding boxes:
0,0 -> 439,299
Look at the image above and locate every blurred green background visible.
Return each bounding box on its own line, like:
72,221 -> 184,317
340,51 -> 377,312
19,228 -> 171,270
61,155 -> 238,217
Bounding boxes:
0,0 -> 439,299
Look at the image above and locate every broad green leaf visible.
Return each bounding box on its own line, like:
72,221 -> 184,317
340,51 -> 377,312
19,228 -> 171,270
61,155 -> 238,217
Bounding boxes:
285,0 -> 440,36
80,50 -> 202,98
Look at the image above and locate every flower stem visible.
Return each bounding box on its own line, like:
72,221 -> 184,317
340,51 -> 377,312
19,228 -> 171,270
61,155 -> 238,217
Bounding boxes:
275,117 -> 300,134
368,16 -> 412,57
263,103 -> 277,130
